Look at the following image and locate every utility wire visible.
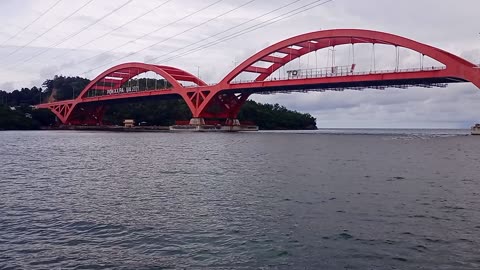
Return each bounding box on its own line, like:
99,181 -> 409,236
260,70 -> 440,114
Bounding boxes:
11,0 -> 333,85
0,0 -> 63,47
147,0 -> 303,64
9,0 -> 134,68
71,0 -> 225,76
4,0 -> 95,58
157,0 -> 334,64
50,0 -> 174,62
83,0 -> 255,75
6,0 -> 175,86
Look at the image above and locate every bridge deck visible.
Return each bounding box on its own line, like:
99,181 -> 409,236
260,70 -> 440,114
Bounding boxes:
38,68 -> 468,108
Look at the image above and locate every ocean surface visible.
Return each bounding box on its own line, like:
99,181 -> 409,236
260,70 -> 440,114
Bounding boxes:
1,129 -> 479,269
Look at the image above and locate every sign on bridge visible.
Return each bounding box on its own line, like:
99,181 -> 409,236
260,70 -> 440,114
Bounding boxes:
106,86 -> 140,95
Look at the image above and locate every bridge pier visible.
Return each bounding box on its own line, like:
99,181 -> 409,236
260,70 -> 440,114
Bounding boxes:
225,118 -> 241,126
169,117 -> 257,132
189,118 -> 206,126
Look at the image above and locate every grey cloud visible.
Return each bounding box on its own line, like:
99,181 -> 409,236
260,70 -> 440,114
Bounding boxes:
1,0 -> 479,127
0,82 -> 14,90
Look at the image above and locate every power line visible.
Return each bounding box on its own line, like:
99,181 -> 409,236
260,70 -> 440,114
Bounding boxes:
82,0 -> 256,76
157,0 -> 334,64
0,0 -> 174,89
147,0 -> 303,64
9,0 -> 334,87
69,0 -> 225,76
9,0 -> 134,69
50,0 -> 175,62
4,0 -> 95,58
0,0 -> 63,47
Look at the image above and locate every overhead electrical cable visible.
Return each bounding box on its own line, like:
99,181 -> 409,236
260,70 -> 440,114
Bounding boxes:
50,0 -> 174,62
146,0 -> 304,64
82,0 -> 255,75
5,0 -> 176,86
11,0 -> 334,87
4,0 -> 95,58
156,0 -> 334,64
0,0 -> 63,47
71,0 -> 225,75
10,0 -> 134,68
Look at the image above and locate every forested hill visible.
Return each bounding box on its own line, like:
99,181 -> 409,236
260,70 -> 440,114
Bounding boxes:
238,101 -> 317,130
0,76 -> 317,130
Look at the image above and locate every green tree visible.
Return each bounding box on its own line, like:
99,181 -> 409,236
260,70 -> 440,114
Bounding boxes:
42,75 -> 90,101
238,100 -> 317,130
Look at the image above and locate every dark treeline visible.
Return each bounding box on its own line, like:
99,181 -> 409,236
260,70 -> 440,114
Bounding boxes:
42,75 -> 90,101
0,105 -> 55,130
0,75 -> 317,130
238,101 -> 317,130
0,86 -> 56,130
0,87 -> 44,106
104,99 -> 192,126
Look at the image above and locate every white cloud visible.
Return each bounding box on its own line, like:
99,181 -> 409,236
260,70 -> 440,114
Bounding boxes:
0,0 -> 479,127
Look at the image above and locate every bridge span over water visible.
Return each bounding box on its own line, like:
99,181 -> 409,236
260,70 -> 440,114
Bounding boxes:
37,29 -> 480,126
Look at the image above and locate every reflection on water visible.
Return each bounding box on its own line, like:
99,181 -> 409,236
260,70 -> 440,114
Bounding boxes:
0,130 -> 479,269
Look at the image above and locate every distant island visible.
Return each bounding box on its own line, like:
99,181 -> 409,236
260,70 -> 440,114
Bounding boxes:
0,76 -> 317,130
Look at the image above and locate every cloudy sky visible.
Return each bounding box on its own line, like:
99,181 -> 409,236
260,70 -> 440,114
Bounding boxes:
1,0 -> 479,128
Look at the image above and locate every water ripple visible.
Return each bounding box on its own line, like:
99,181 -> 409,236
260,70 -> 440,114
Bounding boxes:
0,131 -> 479,269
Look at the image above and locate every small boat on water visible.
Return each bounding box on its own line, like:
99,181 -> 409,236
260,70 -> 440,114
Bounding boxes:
471,124 -> 480,135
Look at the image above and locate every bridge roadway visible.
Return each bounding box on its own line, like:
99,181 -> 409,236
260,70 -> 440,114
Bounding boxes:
44,67 -> 469,104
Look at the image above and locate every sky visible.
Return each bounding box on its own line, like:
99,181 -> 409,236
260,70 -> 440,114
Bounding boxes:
0,0 -> 479,128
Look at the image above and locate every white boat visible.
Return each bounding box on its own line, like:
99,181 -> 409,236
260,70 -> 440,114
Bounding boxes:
471,124 -> 480,135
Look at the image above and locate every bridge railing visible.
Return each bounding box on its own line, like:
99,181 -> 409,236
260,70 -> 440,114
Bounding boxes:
231,65 -> 446,84
183,83 -> 218,89
82,83 -> 174,99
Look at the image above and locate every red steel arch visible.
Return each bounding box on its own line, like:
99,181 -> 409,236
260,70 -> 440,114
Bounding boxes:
44,62 -> 207,123
79,62 -> 207,99
220,29 -> 480,88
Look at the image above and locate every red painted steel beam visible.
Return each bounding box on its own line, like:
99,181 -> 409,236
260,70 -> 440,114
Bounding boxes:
100,78 -> 123,84
158,69 -> 187,76
277,47 -> 301,56
296,41 -> 318,49
261,55 -> 288,64
111,72 -> 136,78
90,85 -> 119,91
244,66 -> 271,74
221,29 -> 478,84
226,70 -> 456,90
171,74 -> 199,82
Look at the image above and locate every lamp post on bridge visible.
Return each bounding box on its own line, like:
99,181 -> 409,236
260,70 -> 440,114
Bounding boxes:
478,32 -> 480,67
195,65 -> 200,80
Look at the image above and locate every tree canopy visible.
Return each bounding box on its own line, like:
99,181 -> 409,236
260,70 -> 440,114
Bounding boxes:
238,100 -> 317,130
42,75 -> 90,101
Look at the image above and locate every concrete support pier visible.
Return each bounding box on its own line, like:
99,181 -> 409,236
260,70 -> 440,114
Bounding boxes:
225,118 -> 241,126
189,118 -> 205,126
169,118 -> 258,132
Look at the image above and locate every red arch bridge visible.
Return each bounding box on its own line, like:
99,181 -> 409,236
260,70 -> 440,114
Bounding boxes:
37,29 -> 480,127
